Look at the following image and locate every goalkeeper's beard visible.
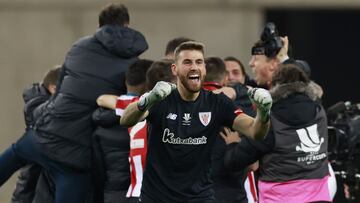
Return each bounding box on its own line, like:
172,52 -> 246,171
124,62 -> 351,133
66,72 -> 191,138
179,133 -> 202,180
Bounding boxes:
178,74 -> 204,93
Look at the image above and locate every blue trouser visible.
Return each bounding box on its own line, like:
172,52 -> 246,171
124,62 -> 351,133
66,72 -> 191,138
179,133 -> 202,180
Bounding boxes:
0,129 -> 91,203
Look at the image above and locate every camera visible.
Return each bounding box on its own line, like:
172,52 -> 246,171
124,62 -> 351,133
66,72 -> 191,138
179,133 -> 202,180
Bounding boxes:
327,101 -> 360,201
251,22 -> 283,57
327,101 -> 360,156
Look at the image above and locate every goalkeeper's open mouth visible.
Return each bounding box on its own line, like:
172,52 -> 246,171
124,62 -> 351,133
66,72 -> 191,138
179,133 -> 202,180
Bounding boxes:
188,73 -> 200,85
188,73 -> 200,82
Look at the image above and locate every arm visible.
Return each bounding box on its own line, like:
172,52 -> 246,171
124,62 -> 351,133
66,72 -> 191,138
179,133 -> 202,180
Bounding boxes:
92,107 -> 120,127
120,101 -> 149,127
224,138 -> 260,170
232,88 -> 272,140
276,36 -> 289,63
96,94 -> 118,109
224,132 -> 274,170
97,94 -> 148,126
120,81 -> 176,127
232,111 -> 269,140
247,161 -> 259,172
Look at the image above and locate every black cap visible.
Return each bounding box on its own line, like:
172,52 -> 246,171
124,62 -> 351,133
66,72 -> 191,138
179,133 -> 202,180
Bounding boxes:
283,59 -> 311,78
295,60 -> 311,78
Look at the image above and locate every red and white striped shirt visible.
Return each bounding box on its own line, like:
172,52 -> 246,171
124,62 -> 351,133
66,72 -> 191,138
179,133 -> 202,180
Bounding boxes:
115,95 -> 148,197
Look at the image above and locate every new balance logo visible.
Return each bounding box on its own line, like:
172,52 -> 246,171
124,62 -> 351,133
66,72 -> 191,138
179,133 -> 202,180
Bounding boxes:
166,113 -> 177,120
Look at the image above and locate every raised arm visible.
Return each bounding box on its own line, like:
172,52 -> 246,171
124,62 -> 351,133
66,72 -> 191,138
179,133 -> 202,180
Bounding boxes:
119,101 -> 149,127
120,81 -> 176,127
232,88 -> 272,140
276,36 -> 289,63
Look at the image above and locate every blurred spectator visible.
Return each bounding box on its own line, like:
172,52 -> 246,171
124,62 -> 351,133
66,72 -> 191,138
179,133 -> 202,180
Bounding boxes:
224,56 -> 256,87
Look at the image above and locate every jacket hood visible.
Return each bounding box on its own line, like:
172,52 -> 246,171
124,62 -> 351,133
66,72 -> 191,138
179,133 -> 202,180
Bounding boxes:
270,82 -> 319,126
270,81 -> 318,103
22,83 -> 50,103
94,25 -> 148,58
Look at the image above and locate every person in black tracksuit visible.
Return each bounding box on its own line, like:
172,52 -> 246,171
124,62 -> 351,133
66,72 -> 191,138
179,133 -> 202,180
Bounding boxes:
92,108 -> 125,203
11,67 -> 60,203
92,59 -> 153,203
202,56 -> 249,203
0,3 -> 148,203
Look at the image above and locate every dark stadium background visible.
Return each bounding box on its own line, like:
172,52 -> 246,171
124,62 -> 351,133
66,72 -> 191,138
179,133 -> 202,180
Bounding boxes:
267,9 -> 359,110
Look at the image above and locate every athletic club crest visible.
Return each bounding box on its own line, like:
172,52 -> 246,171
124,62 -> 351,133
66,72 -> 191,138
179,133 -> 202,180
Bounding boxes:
199,112 -> 211,126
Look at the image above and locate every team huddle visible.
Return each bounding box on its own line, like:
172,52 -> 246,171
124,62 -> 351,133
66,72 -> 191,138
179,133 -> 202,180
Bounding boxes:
0,2 -> 334,203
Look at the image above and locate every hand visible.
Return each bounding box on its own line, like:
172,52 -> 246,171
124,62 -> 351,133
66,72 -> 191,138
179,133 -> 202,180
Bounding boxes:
344,184 -> 350,199
219,127 -> 241,145
248,87 -> 272,123
137,81 -> 176,111
276,36 -> 289,63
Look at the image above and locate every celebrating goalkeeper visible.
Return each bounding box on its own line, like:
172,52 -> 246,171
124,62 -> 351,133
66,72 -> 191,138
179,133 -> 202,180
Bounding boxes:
120,41 -> 272,203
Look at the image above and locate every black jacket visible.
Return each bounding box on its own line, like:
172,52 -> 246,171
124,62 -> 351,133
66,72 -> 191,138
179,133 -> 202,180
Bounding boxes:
92,108 -> 130,203
12,83 -> 53,203
225,82 -> 326,174
34,25 -> 148,170
203,84 -> 252,203
22,83 -> 52,129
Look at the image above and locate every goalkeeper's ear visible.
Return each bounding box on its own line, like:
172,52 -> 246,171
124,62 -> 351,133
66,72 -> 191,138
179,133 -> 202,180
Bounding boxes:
171,63 -> 178,77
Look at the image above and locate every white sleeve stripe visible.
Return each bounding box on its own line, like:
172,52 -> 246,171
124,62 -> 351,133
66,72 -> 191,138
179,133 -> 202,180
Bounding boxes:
118,95 -> 136,100
132,155 -> 143,197
116,108 -> 124,116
